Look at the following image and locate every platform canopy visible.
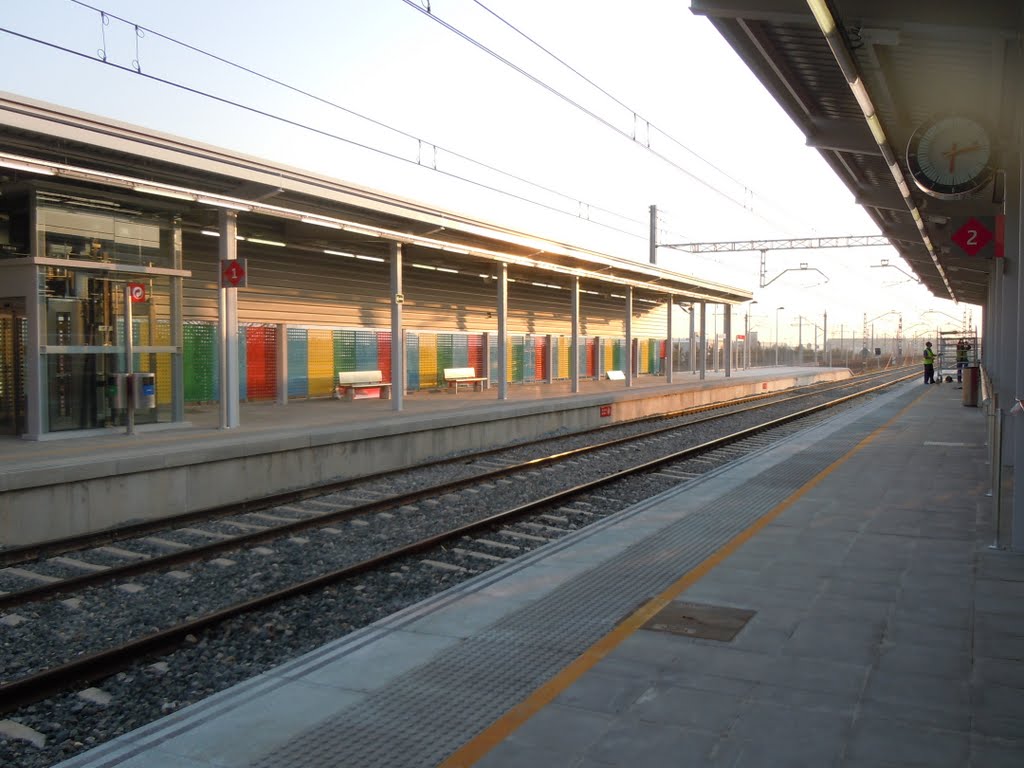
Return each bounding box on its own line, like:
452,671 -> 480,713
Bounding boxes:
0,92 -> 750,306
691,0 -> 1021,307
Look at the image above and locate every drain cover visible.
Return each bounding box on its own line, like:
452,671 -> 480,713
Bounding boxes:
642,601 -> 755,642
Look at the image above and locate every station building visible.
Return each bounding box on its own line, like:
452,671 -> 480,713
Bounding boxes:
0,93 -> 749,441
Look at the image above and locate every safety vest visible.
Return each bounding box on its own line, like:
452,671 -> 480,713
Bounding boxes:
923,348 -> 935,365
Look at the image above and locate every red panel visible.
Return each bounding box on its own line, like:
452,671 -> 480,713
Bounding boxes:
247,325 -> 277,401
586,338 -> 595,377
377,331 -> 392,383
534,336 -> 547,380
469,333 -> 484,377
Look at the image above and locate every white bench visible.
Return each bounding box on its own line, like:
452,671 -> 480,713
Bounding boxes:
606,370 -> 625,380
334,370 -> 392,401
443,367 -> 489,393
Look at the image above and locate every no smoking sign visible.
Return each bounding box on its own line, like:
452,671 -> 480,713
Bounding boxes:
127,282 -> 147,303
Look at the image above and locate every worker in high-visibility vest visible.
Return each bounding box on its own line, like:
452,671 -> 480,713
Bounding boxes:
923,341 -> 936,384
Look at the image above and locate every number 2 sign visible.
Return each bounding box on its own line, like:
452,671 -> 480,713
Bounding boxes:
951,216 -> 994,258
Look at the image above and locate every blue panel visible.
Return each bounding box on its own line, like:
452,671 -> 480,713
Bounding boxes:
523,337 -> 535,382
488,334 -> 498,384
453,334 -> 469,367
238,324 -> 248,402
287,327 -> 308,398
355,330 -> 378,370
406,332 -> 420,390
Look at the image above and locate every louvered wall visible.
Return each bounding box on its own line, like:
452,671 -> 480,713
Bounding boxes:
182,237 -> 671,337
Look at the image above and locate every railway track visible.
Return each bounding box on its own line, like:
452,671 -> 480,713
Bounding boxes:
0,368 -> 906,607
0,368 -> 914,717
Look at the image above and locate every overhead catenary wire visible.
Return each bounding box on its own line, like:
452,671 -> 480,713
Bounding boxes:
468,0 -> 750,192
401,0 -> 793,231
5,1 -> 666,244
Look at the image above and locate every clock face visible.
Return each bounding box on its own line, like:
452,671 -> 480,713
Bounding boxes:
906,115 -> 994,200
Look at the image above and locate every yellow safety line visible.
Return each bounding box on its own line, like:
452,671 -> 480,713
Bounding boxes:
440,390 -> 928,768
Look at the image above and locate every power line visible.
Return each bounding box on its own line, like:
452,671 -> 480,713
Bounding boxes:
401,0 -> 793,230
14,2 -> 656,242
469,0 -> 750,191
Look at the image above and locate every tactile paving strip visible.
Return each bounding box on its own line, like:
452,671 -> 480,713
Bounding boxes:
250,390 -> 914,768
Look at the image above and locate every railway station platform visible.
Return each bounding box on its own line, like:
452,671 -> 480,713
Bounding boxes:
1,365 -> 849,547
50,376 -> 1024,768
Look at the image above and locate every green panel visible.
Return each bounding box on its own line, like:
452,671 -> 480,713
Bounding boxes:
333,329 -> 356,372
184,321 -> 218,402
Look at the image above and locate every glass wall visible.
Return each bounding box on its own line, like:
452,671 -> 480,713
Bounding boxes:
36,197 -> 180,432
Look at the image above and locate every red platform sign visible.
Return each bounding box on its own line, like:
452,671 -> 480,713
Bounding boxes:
127,282 -> 146,303
220,259 -> 248,288
951,217 -> 994,258
599,404 -> 612,418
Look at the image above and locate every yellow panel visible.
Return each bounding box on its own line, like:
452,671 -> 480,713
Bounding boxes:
639,340 -> 649,374
557,337 -> 568,379
419,334 -> 438,387
604,339 -> 614,373
308,328 -> 335,396
156,352 -> 172,405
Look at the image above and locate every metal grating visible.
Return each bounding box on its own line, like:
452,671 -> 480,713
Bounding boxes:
248,390 -> 915,768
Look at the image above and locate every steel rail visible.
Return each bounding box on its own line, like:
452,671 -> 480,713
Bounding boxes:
0,371 -> 913,714
0,370 -> 912,610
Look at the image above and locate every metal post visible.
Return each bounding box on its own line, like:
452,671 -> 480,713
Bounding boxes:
497,263 -> 508,400
124,283 -> 135,436
170,218 -> 184,424
218,210 -> 239,429
570,276 -> 580,393
991,407 -> 1004,549
625,286 -> 633,387
689,306 -> 696,374
798,316 -> 803,366
724,304 -> 732,378
665,297 -> 674,384
390,242 -> 404,411
276,324 -> 288,405
699,302 -> 707,381
649,204 -> 657,265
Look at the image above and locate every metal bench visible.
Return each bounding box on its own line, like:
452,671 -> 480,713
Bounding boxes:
443,367 -> 489,393
334,370 -> 392,401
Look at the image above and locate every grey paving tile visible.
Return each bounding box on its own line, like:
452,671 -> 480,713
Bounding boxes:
969,735 -> 1024,767
973,683 -> 1024,737
863,670 -> 970,725
975,657 -> 1024,688
730,737 -> 843,768
475,739 -> 583,768
584,719 -> 718,766
886,618 -> 970,651
553,670 -> 652,716
974,627 -> 1024,661
846,715 -> 969,767
875,642 -> 971,680
729,699 -> 851,744
761,655 -> 869,695
807,594 -> 892,624
673,644 -> 777,683
626,684 -> 743,731
782,618 -> 882,665
609,628 -> 691,666
976,611 -> 1024,637
747,683 -> 857,714
824,576 -> 902,602
507,703 -> 614,753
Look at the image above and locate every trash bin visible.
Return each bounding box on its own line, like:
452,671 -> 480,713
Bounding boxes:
962,366 -> 980,407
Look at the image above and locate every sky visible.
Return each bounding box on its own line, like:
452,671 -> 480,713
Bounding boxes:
0,0 -> 976,347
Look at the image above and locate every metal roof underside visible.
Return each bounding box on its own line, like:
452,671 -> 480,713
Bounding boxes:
691,0 -> 1023,307
0,93 -> 750,306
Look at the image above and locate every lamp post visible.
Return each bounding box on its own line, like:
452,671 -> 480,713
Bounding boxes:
775,306 -> 784,366
745,300 -> 758,369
